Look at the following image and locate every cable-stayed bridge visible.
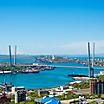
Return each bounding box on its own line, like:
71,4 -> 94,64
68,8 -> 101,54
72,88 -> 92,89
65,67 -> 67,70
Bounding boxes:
8,42 -> 102,78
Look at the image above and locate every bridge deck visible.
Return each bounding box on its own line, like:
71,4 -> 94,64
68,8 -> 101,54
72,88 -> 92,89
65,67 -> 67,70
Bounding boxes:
15,64 -> 104,69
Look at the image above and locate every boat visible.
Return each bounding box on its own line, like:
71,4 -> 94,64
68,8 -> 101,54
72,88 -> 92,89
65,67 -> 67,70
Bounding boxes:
21,69 -> 40,74
68,74 -> 88,77
73,77 -> 89,81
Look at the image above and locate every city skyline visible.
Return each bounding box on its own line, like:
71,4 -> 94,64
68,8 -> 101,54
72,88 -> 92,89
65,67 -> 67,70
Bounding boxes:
0,0 -> 104,55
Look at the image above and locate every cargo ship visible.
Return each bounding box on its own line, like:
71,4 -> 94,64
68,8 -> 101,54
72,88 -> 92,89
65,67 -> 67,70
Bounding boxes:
21,69 -> 40,74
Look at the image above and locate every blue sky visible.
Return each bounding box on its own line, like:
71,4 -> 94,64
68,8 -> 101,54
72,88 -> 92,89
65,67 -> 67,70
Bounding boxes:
0,0 -> 104,55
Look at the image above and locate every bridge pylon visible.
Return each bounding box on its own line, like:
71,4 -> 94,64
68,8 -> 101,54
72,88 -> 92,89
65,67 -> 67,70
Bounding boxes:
88,42 -> 95,78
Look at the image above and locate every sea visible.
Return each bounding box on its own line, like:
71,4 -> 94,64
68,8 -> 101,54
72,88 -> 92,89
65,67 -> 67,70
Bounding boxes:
0,55 -> 103,89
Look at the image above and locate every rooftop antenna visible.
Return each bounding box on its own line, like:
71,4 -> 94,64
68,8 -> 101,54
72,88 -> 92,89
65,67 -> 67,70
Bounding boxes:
92,43 -> 95,67
14,45 -> 17,66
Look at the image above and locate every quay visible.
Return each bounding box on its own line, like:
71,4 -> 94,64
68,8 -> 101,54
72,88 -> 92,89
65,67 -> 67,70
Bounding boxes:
0,64 -> 55,74
0,70 -> 40,74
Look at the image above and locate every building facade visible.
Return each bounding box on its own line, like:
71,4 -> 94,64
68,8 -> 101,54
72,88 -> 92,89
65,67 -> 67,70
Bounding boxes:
90,78 -> 104,94
15,90 -> 26,103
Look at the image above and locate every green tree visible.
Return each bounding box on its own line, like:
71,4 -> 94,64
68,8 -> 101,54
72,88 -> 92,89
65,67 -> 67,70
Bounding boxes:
89,101 -> 96,104
101,94 -> 104,99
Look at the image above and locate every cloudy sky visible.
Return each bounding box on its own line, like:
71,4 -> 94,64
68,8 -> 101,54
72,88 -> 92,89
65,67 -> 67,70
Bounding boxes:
0,0 -> 104,55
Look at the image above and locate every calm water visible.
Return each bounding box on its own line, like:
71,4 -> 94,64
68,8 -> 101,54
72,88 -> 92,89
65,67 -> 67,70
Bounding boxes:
0,55 -> 103,89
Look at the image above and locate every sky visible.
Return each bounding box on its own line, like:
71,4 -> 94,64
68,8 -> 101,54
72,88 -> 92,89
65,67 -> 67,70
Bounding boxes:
0,0 -> 104,55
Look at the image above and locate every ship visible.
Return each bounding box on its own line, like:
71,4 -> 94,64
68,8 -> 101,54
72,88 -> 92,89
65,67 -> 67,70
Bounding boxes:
21,69 -> 40,74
